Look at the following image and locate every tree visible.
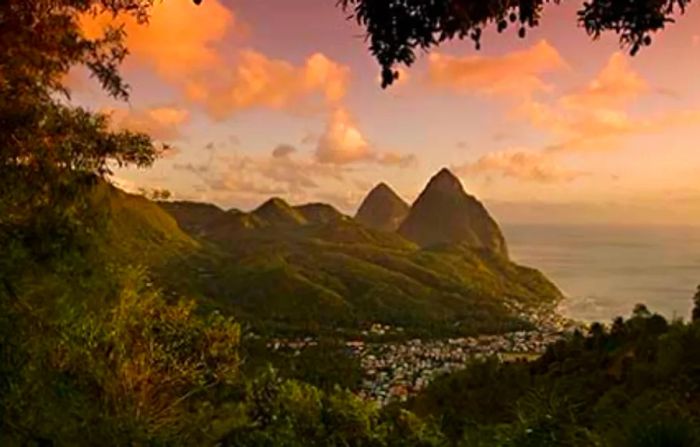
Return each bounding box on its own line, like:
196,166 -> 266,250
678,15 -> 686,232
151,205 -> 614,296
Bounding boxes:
693,285 -> 700,322
1,267 -> 241,444
0,0 -> 162,275
0,2 -> 175,442
139,187 -> 173,200
633,303 -> 652,319
337,0 -> 694,87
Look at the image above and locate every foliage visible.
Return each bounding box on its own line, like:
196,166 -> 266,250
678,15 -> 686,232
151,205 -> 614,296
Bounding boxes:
338,0 -> 694,87
3,0 -> 700,445
0,4 -> 169,438
0,0 -> 158,100
0,267 -> 241,445
242,337 -> 364,392
0,0 -> 161,281
408,305 -> 700,446
220,369 -> 446,447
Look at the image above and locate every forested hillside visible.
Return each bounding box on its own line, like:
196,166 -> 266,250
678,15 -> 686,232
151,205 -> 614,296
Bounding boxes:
153,185 -> 561,336
2,0 -> 699,445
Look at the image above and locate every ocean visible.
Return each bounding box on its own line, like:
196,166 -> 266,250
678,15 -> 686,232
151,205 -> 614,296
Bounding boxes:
503,224 -> 700,323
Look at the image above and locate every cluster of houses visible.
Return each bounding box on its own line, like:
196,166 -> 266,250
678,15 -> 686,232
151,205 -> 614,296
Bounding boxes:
263,300 -> 581,404
349,329 -> 567,405
265,314 -> 579,405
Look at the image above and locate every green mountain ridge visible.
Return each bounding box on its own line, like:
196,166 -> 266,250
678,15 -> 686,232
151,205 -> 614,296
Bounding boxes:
253,198 -> 309,227
101,170 -> 563,336
296,203 -> 348,224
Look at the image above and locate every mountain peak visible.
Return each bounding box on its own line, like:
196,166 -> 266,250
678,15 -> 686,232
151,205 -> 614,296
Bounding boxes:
373,182 -> 393,193
356,182 -> 410,232
398,169 -> 508,256
365,182 -> 400,200
425,168 -> 464,194
295,203 -> 346,224
258,197 -> 289,209
253,197 -> 308,226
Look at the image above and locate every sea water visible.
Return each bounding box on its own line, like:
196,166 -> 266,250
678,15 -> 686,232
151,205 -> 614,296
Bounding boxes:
503,224 -> 700,323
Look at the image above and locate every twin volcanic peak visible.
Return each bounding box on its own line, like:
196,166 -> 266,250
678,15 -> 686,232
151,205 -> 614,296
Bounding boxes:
145,170 -> 556,332
165,168 -> 507,257
358,168 -> 508,257
355,182 -> 410,232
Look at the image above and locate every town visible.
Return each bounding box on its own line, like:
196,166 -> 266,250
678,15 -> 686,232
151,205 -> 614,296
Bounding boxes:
266,314 -> 576,405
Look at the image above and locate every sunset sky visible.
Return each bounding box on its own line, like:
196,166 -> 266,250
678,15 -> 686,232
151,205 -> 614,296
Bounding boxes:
72,0 -> 700,225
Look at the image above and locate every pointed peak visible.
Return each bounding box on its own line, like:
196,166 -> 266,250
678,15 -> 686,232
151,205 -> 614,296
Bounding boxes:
257,197 -> 291,211
361,182 -> 407,207
425,168 -> 464,194
366,182 -> 403,200
368,182 -> 393,195
434,167 -> 460,182
374,181 -> 392,191
355,181 -> 410,231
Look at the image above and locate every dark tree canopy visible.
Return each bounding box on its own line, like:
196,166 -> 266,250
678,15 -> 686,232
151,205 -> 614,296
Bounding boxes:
0,0 -> 160,100
0,1 -> 161,257
337,0 -> 694,87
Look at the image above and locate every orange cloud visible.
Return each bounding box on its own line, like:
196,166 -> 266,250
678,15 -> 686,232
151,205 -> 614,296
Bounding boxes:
428,40 -> 567,98
376,152 -> 417,167
82,0 -> 236,82
82,2 -> 351,118
518,100 -> 637,143
315,108 -> 373,164
513,52 -> 700,153
105,106 -> 190,141
561,53 -> 648,109
523,100 -> 700,153
195,51 -> 350,118
313,107 -> 417,166
455,149 -> 587,183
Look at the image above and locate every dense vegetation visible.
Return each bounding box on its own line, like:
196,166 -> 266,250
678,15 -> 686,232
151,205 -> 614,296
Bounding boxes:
2,0 -> 700,445
407,305 -> 700,446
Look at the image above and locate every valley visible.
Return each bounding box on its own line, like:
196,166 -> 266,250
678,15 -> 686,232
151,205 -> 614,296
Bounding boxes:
94,168 -> 579,403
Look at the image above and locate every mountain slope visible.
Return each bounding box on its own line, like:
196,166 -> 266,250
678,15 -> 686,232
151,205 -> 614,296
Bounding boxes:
295,203 -> 347,224
93,173 -> 561,337
399,169 -> 508,257
355,183 -> 410,232
253,198 -> 308,227
148,193 -> 559,336
158,201 -> 227,236
168,224 -> 560,336
94,184 -> 199,265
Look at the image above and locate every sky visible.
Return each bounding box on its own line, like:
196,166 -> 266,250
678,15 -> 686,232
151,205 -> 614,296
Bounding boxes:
71,0 -> 700,225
